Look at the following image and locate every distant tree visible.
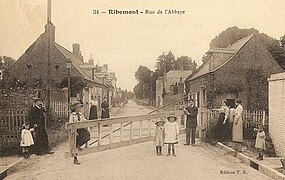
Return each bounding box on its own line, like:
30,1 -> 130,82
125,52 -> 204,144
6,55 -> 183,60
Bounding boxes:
134,66 -> 152,99
280,35 -> 285,48
173,56 -> 196,70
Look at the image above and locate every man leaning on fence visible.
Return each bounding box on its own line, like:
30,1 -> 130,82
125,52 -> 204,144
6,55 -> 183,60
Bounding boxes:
28,97 -> 54,155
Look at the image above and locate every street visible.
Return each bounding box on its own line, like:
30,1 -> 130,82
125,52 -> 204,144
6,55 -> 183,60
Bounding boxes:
6,101 -> 272,180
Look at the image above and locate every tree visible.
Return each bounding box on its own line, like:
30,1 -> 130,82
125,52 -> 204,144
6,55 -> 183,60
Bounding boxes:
155,51 -> 175,77
134,66 -> 152,99
209,27 -> 285,69
173,56 -> 196,70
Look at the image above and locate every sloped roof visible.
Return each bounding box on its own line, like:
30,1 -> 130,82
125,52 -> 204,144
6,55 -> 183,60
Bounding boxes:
166,70 -> 192,79
54,43 -> 106,87
186,34 -> 254,81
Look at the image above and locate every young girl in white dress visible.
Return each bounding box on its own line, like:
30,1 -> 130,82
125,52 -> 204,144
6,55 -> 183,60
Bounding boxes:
20,123 -> 34,158
164,114 -> 180,157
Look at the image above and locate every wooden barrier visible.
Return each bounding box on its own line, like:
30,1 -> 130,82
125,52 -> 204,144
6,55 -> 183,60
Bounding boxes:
66,110 -> 185,157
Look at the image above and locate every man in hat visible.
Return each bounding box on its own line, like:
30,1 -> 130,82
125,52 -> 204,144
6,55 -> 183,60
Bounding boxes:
183,99 -> 198,146
28,98 -> 53,155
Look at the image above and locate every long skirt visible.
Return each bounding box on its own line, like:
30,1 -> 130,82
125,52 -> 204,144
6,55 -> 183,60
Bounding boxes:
214,113 -> 228,141
89,106 -> 98,120
232,118 -> 243,143
33,127 -> 49,153
76,128 -> 90,147
101,108 -> 110,119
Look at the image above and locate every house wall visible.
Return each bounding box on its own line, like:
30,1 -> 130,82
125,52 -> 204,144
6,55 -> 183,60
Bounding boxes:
213,35 -> 284,110
6,35 -> 82,87
156,78 -> 163,108
187,35 -> 284,110
268,72 -> 285,157
209,52 -> 233,70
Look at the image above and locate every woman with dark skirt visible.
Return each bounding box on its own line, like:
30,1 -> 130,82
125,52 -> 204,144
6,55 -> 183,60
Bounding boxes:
69,102 -> 91,164
89,95 -> 98,120
212,100 -> 230,143
101,97 -> 110,119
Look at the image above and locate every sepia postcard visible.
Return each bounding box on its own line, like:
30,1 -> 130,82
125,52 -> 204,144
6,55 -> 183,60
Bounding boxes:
0,0 -> 285,179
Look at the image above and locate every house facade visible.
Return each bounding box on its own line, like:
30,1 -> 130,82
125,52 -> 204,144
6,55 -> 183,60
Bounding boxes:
155,70 -> 192,109
185,34 -> 284,110
4,18 -> 109,117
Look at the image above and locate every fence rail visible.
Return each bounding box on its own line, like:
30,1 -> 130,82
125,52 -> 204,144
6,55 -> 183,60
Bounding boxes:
0,101 -> 67,150
199,108 -> 268,129
65,110 -> 186,157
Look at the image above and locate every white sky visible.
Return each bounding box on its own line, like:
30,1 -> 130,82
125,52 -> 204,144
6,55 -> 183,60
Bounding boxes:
1,0 -> 285,91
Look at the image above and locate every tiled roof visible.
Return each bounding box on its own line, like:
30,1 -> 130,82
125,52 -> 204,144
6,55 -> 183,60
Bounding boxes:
187,34 -> 254,81
54,43 -> 105,86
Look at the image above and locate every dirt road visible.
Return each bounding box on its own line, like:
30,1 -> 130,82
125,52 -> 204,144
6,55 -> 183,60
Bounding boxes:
6,101 -> 272,180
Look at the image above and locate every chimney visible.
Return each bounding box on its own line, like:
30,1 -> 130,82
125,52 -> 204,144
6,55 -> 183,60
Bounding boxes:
103,64 -> 108,72
72,43 -> 83,62
45,0 -> 55,42
88,54 -> 94,65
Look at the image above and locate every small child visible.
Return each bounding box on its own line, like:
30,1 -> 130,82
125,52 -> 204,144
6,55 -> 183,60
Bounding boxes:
254,125 -> 266,160
154,118 -> 165,156
164,114 -> 180,157
20,123 -> 34,159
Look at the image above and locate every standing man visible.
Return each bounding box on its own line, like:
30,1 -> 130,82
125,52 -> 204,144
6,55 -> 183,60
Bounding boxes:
28,98 -> 53,155
183,99 -> 198,146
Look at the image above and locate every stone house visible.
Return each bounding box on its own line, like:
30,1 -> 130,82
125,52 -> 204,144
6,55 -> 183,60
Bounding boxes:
4,17 -> 109,116
156,70 -> 192,109
268,72 -> 285,157
185,34 -> 284,110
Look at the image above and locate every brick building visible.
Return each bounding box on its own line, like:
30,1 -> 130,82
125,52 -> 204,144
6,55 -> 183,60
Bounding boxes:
185,34 -> 284,110
268,72 -> 285,157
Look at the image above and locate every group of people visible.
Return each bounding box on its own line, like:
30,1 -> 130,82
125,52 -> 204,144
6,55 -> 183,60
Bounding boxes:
212,99 -> 266,160
88,96 -> 110,120
20,96 -> 111,163
211,99 -> 243,143
153,99 -> 198,157
20,98 -> 54,159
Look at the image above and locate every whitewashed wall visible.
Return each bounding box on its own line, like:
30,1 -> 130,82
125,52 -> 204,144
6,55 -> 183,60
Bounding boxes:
268,72 -> 285,157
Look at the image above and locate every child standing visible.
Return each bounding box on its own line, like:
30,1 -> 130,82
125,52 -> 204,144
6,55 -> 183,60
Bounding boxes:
164,114 -> 180,157
20,123 -> 34,159
254,125 -> 266,160
154,118 -> 165,156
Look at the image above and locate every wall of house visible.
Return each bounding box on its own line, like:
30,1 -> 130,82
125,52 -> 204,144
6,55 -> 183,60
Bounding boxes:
213,35 -> 284,110
268,72 -> 285,157
209,52 -> 233,70
6,35 -> 82,87
156,78 -> 163,108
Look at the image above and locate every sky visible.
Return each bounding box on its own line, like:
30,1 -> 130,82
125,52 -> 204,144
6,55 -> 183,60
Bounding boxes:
1,0 -> 285,91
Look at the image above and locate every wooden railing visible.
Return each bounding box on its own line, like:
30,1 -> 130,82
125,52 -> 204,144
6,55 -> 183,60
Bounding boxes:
51,101 -> 68,118
199,108 -> 268,128
65,110 -> 186,157
0,108 -> 28,148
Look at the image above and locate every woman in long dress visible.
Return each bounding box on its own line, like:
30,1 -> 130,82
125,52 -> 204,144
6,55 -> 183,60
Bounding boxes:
101,97 -> 110,119
213,100 -> 230,142
232,99 -> 243,143
89,95 -> 98,120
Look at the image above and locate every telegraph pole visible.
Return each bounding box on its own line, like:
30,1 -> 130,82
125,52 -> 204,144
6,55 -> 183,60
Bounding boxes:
46,0 -> 52,122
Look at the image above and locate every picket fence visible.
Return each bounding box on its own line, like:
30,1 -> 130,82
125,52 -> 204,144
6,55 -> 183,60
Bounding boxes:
0,101 -> 68,150
201,109 -> 268,129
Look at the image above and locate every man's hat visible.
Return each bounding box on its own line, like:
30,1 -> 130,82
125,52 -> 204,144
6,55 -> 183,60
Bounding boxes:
167,113 -> 177,120
32,97 -> 43,102
155,118 -> 165,125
